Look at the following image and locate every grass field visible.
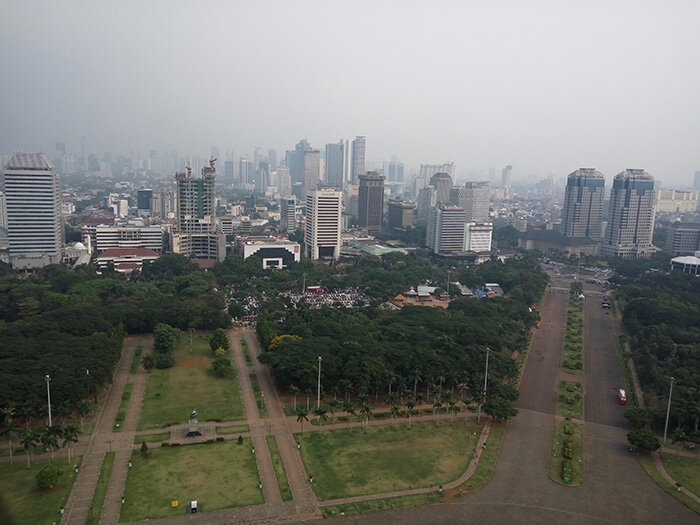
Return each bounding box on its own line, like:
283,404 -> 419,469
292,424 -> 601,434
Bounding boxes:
660,452 -> 700,498
216,425 -> 249,435
637,453 -> 700,514
266,435 -> 293,501
322,493 -> 440,518
0,457 -> 82,524
297,421 -> 479,501
134,432 -> 170,444
114,383 -> 133,431
86,451 -> 115,525
556,381 -> 584,420
138,334 -> 245,430
119,439 -> 263,522
549,420 -> 583,486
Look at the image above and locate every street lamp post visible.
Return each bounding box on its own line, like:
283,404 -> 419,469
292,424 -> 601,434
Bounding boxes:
477,348 -> 490,423
45,374 -> 52,427
663,376 -> 675,444
316,356 -> 322,410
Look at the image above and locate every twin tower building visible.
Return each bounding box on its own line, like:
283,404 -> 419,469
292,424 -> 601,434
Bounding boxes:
562,168 -> 656,258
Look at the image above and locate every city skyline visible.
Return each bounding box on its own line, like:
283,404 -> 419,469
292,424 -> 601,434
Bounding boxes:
1,2 -> 699,186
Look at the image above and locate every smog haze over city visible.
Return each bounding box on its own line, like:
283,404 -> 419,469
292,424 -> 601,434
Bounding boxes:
2,0 -> 699,185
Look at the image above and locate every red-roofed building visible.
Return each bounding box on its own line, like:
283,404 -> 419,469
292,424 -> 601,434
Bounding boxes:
96,247 -> 159,273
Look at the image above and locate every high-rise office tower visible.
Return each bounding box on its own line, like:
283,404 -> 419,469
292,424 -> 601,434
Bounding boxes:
277,167 -> 292,196
224,161 -> 234,185
420,163 -> 456,181
561,168 -> 605,240
351,136 -> 366,185
601,169 -> 656,259
303,149 -> 321,198
416,186 -> 437,225
0,192 -> 7,230
429,172 -> 454,204
268,149 -> 278,170
665,222 -> 700,256
137,189 -> 153,216
451,181 -> 490,222
172,159 -> 225,261
426,205 -> 466,254
387,199 -> 416,229
358,171 -> 385,232
3,153 -> 64,268
280,196 -> 297,233
305,188 -> 342,260
238,158 -> 253,187
694,171 -> 700,190
465,222 -> 493,252
325,142 -> 344,188
501,165 -> 512,199
385,159 -> 405,183
286,139 -> 310,188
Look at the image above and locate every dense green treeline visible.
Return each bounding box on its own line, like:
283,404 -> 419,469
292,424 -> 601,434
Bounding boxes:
617,272 -> 700,435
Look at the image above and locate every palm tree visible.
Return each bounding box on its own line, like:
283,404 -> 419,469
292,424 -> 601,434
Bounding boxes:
141,354 -> 155,373
0,405 -> 16,420
76,400 -> 91,433
359,402 -> 372,429
57,401 -> 72,426
61,424 -> 80,462
40,425 -> 63,462
448,400 -> 457,423
18,403 -> 34,431
411,368 -> 421,398
416,392 -> 425,420
405,397 -> 416,429
295,406 -> 309,434
20,429 -> 38,468
433,398 -> 443,425
313,406 -> 328,431
289,385 -> 300,411
2,417 -> 19,464
304,388 -> 311,411
328,398 -> 340,418
390,404 -> 400,425
457,382 -> 468,415
342,401 -> 355,432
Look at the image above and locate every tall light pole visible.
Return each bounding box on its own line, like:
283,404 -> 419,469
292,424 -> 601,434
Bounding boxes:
477,347 -> 490,423
45,374 -> 52,427
663,376 -> 675,443
316,356 -> 322,410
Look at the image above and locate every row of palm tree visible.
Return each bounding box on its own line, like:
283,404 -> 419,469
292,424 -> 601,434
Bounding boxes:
2,419 -> 80,468
1,399 -> 92,434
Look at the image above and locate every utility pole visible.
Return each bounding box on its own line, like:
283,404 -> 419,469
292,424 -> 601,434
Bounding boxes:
477,347 -> 490,423
45,375 -> 52,427
317,356 -> 323,410
663,376 -> 675,443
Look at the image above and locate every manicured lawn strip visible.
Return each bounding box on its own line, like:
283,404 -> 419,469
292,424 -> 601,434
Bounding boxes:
321,493 -> 440,518
660,452 -> 700,498
266,435 -> 292,501
561,287 -> 584,374
461,422 -> 505,492
119,439 -> 263,522
114,383 -> 133,431
549,420 -> 583,486
637,453 -> 700,514
216,424 -> 250,435
85,451 -> 116,525
240,339 -> 253,366
134,432 -> 170,444
556,381 -> 584,420
249,374 -> 267,417
130,345 -> 143,374
297,421 -> 478,501
613,334 -> 638,407
0,457 -> 82,524
138,334 -> 245,430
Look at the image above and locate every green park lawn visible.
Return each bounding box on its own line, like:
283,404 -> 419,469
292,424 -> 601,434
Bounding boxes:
120,439 -> 263,522
138,334 -> 245,429
297,420 -> 480,501
660,452 -> 700,497
0,457 -> 82,525
86,451 -> 115,525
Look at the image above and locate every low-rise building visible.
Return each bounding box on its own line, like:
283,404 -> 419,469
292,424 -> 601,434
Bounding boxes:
234,235 -> 301,269
96,247 -> 160,274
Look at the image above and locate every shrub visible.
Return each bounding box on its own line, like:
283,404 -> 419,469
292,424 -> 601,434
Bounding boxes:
36,463 -> 64,489
563,423 -> 574,435
216,437 -> 224,442
563,439 -> 574,459
237,435 -> 243,445
562,460 -> 572,483
155,352 -> 176,369
211,357 -> 233,378
141,442 -> 149,456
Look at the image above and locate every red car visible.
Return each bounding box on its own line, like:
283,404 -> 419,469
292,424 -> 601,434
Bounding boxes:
618,389 -> 627,405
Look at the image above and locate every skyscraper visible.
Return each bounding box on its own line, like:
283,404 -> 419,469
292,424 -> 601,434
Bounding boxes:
429,172 -> 454,204
387,199 -> 416,229
501,165 -> 512,199
351,136 -> 366,185
172,159 -> 225,262
601,169 -> 656,259
305,188 -> 342,260
451,181 -> 490,222
303,149 -> 320,198
561,168 -> 605,240
3,153 -> 64,268
224,160 -> 234,185
694,171 -> 700,191
358,171 -> 385,232
280,196 -> 296,233
426,205 -> 466,254
324,142 -> 344,188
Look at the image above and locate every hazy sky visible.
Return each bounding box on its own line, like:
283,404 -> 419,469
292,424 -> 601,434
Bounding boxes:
2,1 -> 700,186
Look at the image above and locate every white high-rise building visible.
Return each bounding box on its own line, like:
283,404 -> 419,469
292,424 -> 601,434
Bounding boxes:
465,222 -> 493,252
0,192 -> 7,230
3,153 -> 64,268
501,165 -> 512,199
305,188 -> 342,260
351,136 -> 366,185
426,205 -> 466,254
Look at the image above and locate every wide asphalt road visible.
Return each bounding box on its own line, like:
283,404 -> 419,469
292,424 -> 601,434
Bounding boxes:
322,277 -> 698,524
